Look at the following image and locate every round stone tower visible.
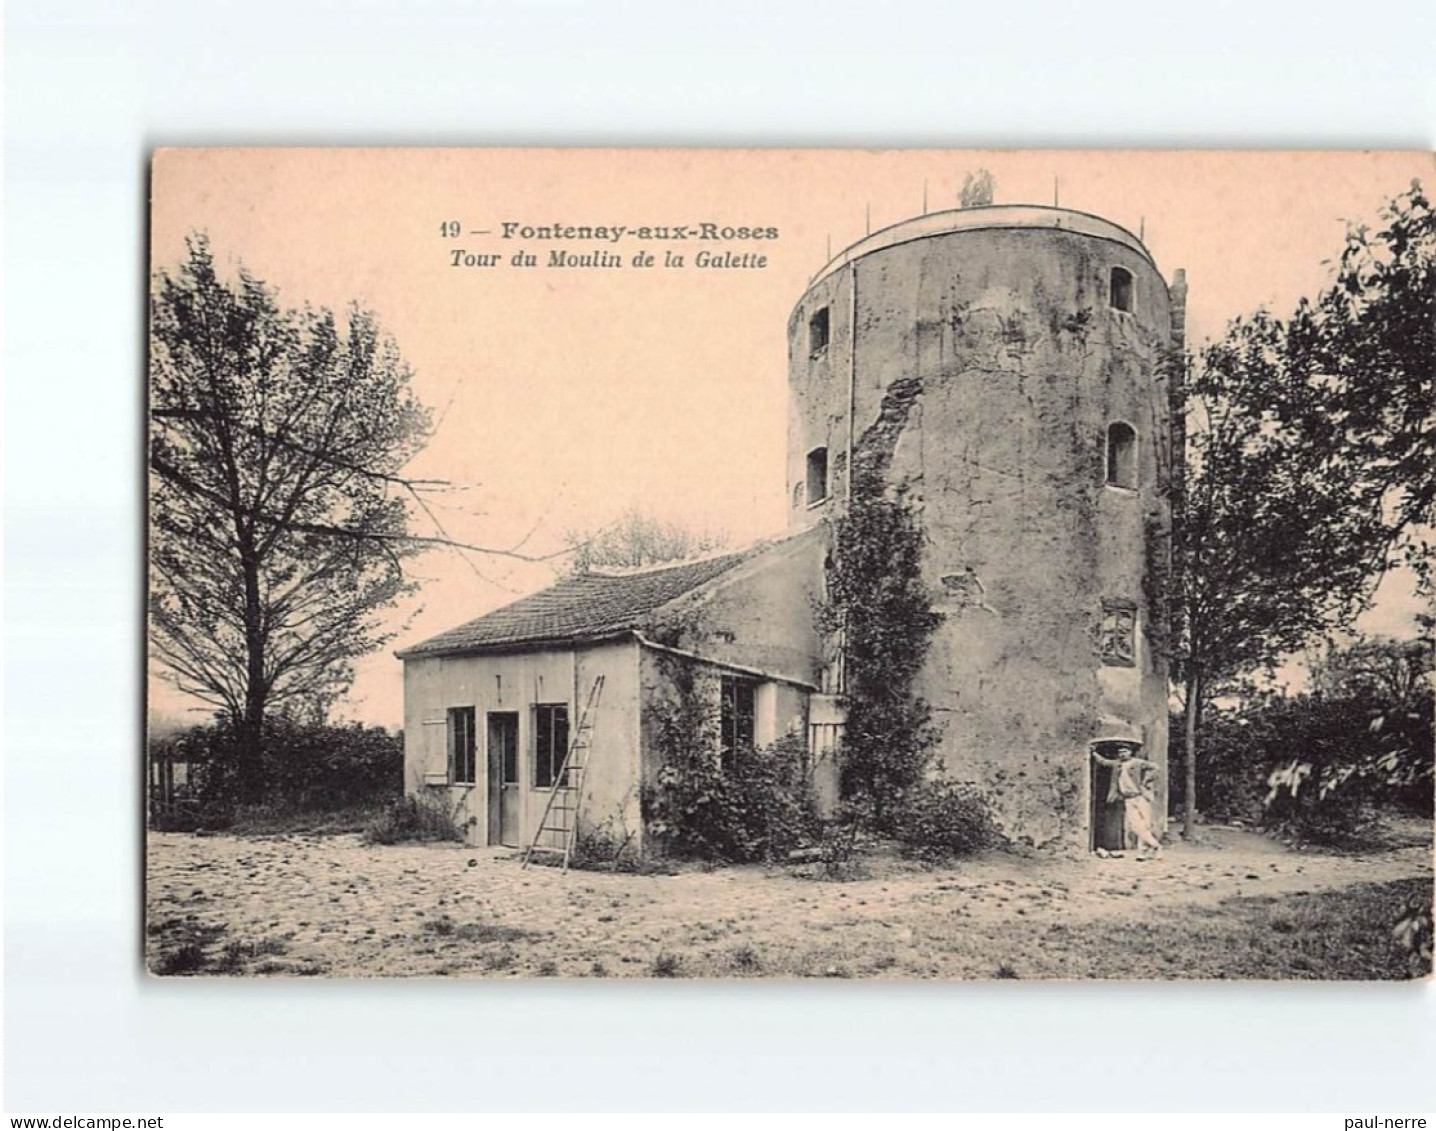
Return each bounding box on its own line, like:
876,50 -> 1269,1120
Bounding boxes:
788,205 -> 1178,848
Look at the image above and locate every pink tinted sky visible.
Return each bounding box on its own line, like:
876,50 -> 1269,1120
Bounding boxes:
149,149 -> 1433,727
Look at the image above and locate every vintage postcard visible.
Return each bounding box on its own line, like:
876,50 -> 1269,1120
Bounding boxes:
146,149 -> 1433,979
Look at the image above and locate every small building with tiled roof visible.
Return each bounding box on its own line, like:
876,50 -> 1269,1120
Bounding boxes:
397,527 -> 838,852
399,203 -> 1177,858
396,552 -> 751,659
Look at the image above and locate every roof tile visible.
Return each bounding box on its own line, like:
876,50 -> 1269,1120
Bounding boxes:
397,552 -> 748,658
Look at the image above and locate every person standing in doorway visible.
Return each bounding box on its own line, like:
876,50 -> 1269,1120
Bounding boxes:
1091,742 -> 1163,859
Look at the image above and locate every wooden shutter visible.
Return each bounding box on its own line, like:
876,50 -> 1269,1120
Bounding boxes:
421,712 -> 449,784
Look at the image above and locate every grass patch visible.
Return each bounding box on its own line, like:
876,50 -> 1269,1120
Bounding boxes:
529,843 -> 677,876
226,803 -> 388,838
148,917 -> 228,976
214,937 -> 289,973
1032,878 -> 1432,980
152,942 -> 211,975
250,958 -> 331,976
364,794 -> 466,845
422,915 -> 540,945
148,918 -> 294,976
153,801 -> 400,837
651,952 -> 685,978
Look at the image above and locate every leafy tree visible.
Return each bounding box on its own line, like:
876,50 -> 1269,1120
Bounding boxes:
149,236 -> 432,799
563,505 -> 728,574
1174,312 -> 1387,832
1311,634 -> 1434,704
1173,183 -> 1434,835
1304,634 -> 1434,816
1287,181 -> 1435,589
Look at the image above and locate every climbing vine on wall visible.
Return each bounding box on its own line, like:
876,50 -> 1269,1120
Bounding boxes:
817,462 -> 945,830
641,656 -> 818,863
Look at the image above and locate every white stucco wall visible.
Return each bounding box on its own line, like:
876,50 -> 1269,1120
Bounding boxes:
402,639 -> 643,849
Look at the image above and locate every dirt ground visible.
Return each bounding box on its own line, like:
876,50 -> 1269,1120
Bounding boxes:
145,818 -> 1433,980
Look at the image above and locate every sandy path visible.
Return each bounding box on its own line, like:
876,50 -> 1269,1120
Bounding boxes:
145,823 -> 1432,979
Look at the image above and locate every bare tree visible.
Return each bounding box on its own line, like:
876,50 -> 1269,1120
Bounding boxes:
149,236 -> 438,798
562,506 -> 729,574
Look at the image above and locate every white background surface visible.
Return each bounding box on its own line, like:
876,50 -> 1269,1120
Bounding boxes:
5,0 -> 1435,1113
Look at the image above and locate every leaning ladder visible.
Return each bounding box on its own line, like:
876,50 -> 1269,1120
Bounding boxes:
522,674 -> 605,872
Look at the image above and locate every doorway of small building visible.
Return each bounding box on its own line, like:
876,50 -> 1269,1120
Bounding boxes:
487,712 -> 520,847
1089,743 -> 1126,852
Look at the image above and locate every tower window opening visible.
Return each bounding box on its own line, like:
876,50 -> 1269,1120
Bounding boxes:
1106,422 -> 1137,489
1109,266 -> 1134,313
806,447 -> 829,505
808,307 -> 830,357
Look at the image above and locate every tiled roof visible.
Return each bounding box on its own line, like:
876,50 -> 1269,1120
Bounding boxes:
397,552 -> 750,658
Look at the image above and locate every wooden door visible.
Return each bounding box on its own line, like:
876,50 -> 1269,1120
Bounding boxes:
1090,756 -> 1126,851
487,712 -> 520,847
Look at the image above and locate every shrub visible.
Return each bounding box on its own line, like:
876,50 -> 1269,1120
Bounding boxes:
722,732 -> 822,862
643,712 -> 820,864
152,943 -> 210,976
215,937 -> 288,973
890,777 -> 1001,861
1263,760 -> 1378,845
1175,671 -> 1433,844
363,793 -> 465,845
1167,637 -> 1433,831
149,798 -> 229,834
570,824 -> 642,872
817,801 -> 866,880
148,918 -> 227,975
258,718 -> 404,811
149,717 -> 404,829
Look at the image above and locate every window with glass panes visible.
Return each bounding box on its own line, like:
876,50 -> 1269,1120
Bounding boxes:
534,703 -> 570,788
449,706 -> 476,785
719,677 -> 756,773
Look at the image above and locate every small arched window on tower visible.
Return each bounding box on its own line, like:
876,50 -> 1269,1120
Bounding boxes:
808,307 -> 830,358
1106,422 -> 1137,489
1109,266 -> 1134,313
806,447 -> 829,505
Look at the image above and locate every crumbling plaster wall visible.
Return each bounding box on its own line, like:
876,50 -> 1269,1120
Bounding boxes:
790,224 -> 1173,846
642,528 -> 828,688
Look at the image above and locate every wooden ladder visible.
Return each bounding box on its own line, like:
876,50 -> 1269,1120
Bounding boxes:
522,673 -> 604,872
